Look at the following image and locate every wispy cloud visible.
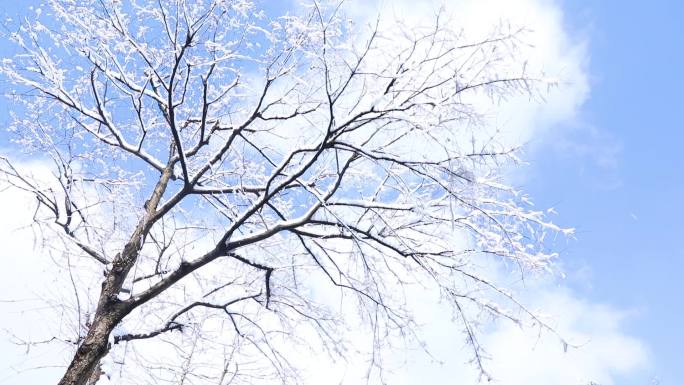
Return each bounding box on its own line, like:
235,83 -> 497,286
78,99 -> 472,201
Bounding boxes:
550,123 -> 624,189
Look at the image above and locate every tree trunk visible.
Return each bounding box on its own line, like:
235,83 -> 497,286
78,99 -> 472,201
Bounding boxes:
57,238 -> 149,384
57,297 -> 127,385
57,157 -> 174,384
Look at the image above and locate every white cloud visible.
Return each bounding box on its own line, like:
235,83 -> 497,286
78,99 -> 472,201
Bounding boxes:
291,281 -> 650,385
481,289 -> 650,385
0,164 -> 65,384
340,0 -> 590,149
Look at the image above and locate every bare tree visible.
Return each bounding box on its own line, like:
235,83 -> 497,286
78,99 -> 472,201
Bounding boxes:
0,1 -> 571,384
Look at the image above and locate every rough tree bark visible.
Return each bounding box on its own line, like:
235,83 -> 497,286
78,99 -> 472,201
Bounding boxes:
58,165 -> 174,385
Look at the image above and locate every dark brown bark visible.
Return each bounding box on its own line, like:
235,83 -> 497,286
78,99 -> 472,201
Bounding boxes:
57,298 -> 127,385
57,165 -> 175,385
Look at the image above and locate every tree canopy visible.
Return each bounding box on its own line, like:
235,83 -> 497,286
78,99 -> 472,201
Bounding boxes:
0,1 -> 571,384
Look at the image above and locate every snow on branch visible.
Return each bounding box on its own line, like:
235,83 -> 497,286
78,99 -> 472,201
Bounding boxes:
0,1 -> 572,384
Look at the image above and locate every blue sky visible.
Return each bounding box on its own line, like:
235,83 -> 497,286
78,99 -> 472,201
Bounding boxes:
524,1 -> 683,383
0,0 -> 680,384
